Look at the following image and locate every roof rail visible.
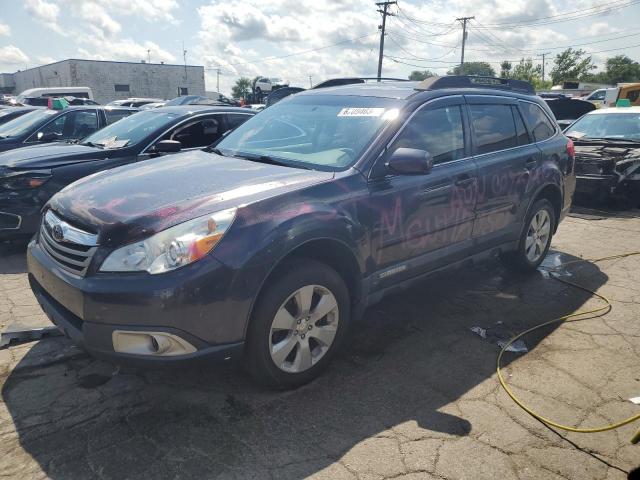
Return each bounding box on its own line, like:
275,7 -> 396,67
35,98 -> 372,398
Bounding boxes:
416,75 -> 535,95
313,77 -> 410,89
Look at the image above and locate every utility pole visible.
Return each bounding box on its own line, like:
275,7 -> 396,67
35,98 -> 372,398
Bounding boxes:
147,49 -> 151,64
182,43 -> 188,83
456,16 -> 474,72
216,68 -> 221,93
309,75 -> 313,88
376,1 -> 396,81
538,52 -> 551,82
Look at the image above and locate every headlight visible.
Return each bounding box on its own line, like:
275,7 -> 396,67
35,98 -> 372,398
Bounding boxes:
100,208 -> 236,274
1,171 -> 51,190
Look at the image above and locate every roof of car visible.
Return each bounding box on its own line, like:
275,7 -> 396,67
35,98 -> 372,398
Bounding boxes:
586,106 -> 640,114
299,77 -> 538,100
299,81 -> 420,99
149,105 -> 252,114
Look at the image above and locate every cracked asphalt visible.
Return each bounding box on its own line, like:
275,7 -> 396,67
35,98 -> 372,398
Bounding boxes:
1,206 -> 639,480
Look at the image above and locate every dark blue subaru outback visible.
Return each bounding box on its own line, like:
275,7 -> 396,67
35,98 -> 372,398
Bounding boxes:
27,76 -> 575,388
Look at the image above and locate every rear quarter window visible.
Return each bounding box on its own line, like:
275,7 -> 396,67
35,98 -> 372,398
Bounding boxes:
520,102 -> 555,142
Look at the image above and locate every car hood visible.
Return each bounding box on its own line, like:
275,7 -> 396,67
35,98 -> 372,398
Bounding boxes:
49,149 -> 334,246
0,143 -> 105,169
0,138 -> 19,153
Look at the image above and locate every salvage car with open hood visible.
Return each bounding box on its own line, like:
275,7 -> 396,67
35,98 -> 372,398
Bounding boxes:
565,106 -> 640,205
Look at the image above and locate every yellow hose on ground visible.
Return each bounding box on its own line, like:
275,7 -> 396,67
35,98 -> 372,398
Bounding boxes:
496,252 -> 640,444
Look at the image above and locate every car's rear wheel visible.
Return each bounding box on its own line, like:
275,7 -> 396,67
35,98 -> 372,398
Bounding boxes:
246,259 -> 350,389
501,199 -> 555,272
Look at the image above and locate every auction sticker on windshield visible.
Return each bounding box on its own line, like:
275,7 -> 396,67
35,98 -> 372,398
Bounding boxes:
338,107 -> 386,117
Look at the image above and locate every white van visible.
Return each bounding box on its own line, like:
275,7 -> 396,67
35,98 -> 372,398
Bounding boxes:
14,87 -> 94,105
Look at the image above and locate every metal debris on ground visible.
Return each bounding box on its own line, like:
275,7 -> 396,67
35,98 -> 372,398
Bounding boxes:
0,326 -> 63,348
630,397 -> 640,405
469,323 -> 528,353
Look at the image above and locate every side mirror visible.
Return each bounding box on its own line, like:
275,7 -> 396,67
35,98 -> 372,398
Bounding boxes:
387,147 -> 433,175
151,140 -> 182,153
37,131 -> 60,142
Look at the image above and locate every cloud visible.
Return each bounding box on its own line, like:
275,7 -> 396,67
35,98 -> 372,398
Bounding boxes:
24,0 -> 64,34
78,39 -> 176,63
0,22 -> 10,36
78,2 -> 122,37
0,45 -> 30,64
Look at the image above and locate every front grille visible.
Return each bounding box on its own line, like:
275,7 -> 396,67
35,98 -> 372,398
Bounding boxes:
39,211 -> 98,276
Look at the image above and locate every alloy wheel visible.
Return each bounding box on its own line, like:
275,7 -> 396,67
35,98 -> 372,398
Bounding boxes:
525,209 -> 551,262
268,285 -> 339,373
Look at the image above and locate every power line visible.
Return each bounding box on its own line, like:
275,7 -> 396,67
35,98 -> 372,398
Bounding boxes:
476,0 -> 640,28
386,34 -> 458,62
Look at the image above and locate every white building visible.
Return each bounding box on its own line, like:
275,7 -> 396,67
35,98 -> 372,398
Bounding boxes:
1,59 -> 206,104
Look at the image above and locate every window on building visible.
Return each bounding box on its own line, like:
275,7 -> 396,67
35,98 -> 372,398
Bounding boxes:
392,106 -> 465,164
470,104 -> 518,154
179,87 -> 188,95
114,84 -> 130,92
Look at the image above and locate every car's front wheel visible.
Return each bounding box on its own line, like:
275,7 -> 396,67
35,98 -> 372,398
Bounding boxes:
246,259 -> 350,389
501,199 -> 555,272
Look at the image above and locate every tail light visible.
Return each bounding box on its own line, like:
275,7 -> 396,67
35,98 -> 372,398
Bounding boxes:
566,138 -> 575,158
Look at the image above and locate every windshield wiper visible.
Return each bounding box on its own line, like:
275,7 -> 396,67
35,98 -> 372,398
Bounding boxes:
81,141 -> 105,149
233,153 -> 311,170
205,147 -> 227,156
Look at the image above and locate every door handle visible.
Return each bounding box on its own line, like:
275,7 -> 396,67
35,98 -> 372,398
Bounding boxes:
525,158 -> 537,170
454,174 -> 475,187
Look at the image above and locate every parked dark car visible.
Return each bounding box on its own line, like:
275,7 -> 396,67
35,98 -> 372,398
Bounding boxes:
0,106 -> 40,126
0,105 -> 255,239
565,107 -> 640,205
0,105 -> 138,153
165,94 -> 241,107
106,98 -> 162,108
544,96 -> 596,130
27,76 -> 575,388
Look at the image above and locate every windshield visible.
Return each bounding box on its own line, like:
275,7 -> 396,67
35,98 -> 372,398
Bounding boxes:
216,95 -> 401,170
566,112 -> 640,141
81,110 -> 181,148
0,109 -> 57,138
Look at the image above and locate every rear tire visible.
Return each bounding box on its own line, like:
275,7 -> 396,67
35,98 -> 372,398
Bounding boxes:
245,258 -> 351,389
501,199 -> 555,273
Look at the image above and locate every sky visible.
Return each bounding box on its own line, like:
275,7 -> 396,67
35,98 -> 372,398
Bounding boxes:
0,0 -> 639,95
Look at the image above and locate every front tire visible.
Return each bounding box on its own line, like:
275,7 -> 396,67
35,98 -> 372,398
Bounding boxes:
501,199 -> 555,272
246,258 -> 350,389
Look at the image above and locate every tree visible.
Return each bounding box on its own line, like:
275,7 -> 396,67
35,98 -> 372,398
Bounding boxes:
408,70 -> 434,81
550,48 -> 595,84
448,62 -> 496,76
511,58 -> 542,84
603,55 -> 640,84
232,77 -> 252,99
500,61 -> 512,78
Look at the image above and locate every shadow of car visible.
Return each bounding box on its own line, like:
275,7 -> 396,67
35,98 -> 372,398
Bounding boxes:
1,252 -> 608,479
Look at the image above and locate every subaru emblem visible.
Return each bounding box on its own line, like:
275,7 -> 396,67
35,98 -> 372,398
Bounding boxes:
52,224 -> 64,242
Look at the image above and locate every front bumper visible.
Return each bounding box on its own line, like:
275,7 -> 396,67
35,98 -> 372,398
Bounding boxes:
575,174 -> 617,195
27,239 -> 247,365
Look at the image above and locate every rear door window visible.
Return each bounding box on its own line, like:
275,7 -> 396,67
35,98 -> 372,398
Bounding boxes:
520,102 -> 555,142
392,105 -> 465,164
470,104 -> 517,154
105,109 -> 135,125
164,115 -> 225,149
